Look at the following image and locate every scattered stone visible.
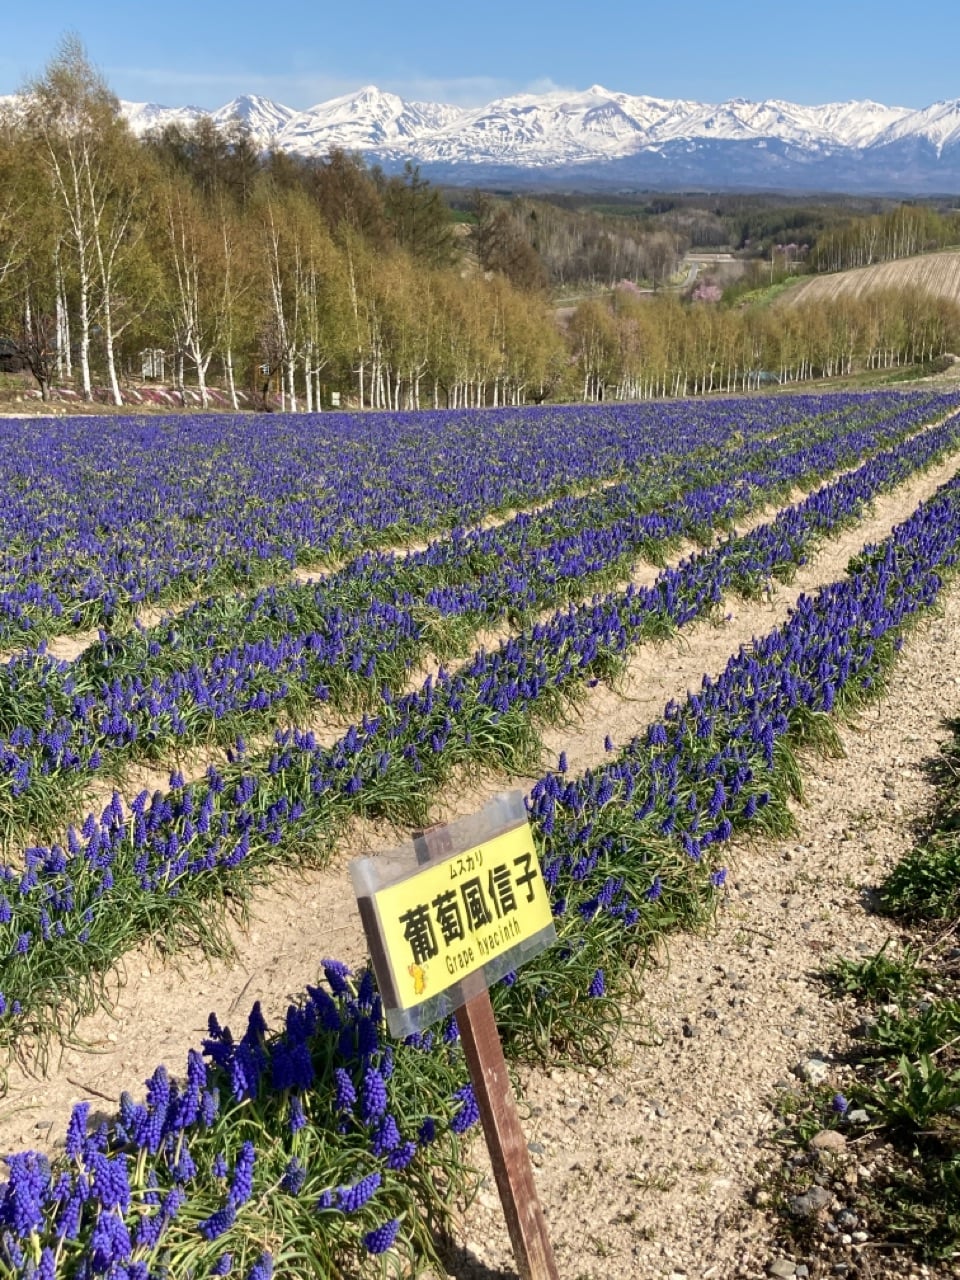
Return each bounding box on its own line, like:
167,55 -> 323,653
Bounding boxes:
795,1057 -> 830,1086
682,1020 -> 699,1039
609,1093 -> 626,1107
526,1141 -> 544,1156
767,1260 -> 797,1278
788,1185 -> 833,1217
809,1129 -> 847,1154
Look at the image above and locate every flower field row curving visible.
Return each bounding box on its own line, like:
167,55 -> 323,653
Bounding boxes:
4,412 -> 960,1277
1,401 -> 960,1064
1,392 -> 956,646
0,391 -> 958,854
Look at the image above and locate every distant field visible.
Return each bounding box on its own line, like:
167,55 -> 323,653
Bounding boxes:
783,249 -> 960,307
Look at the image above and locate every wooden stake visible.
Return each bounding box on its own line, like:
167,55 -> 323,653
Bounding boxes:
456,986 -> 560,1280
413,823 -> 559,1280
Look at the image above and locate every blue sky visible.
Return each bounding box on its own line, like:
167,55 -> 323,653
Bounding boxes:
2,0 -> 958,110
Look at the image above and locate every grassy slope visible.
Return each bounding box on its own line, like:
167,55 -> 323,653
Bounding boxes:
779,249 -> 960,310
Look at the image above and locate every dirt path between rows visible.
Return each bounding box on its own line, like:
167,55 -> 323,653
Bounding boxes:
1,452 -> 957,1243
63,442 -> 960,837
2,408 -> 944,669
0,474 -> 629,667
443,555 -> 960,1280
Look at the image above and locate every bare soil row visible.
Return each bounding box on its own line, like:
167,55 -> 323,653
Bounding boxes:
1,453 -> 956,1257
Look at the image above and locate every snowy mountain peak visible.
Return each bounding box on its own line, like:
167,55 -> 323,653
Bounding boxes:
121,100 -> 207,136
212,95 -> 297,146
6,81 -> 954,192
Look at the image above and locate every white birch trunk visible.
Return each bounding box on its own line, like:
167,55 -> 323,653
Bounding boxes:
286,359 -> 297,412
102,291 -> 123,405
77,276 -> 92,400
303,346 -> 314,413
224,349 -> 238,410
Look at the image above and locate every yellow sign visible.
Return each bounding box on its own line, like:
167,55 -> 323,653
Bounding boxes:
373,824 -> 553,1012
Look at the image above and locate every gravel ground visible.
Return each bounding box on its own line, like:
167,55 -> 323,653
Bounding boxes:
2,457 -> 960,1280
437,541 -> 960,1280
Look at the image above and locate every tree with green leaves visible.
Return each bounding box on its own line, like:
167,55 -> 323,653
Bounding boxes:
22,36 -> 150,403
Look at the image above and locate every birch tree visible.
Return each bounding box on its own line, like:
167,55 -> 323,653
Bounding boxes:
23,37 -> 145,403
0,118 -> 24,293
0,135 -> 62,400
156,178 -> 229,407
216,198 -> 257,410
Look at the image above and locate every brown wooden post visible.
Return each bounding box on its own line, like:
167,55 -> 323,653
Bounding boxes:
456,988 -> 560,1280
414,824 -> 560,1280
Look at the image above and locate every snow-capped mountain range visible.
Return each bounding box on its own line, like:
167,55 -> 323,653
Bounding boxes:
17,83 -> 960,192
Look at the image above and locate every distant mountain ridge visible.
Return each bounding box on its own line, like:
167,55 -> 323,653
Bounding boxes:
12,83 -> 960,192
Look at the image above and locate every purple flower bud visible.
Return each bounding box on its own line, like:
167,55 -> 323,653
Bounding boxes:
360,1067 -> 388,1123
450,1083 -> 480,1134
65,1102 -> 90,1159
333,1170 -> 381,1213
334,1069 -> 356,1113
199,1200 -> 237,1240
280,1157 -> 306,1196
228,1141 -> 255,1206
364,1217 -> 401,1254
245,1251 -> 273,1280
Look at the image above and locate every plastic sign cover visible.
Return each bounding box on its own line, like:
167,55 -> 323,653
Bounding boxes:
351,792 -> 557,1037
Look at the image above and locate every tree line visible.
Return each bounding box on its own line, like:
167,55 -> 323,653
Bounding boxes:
570,287 -> 960,401
1,40 -> 958,410
812,205 -> 960,274
0,40 -> 567,409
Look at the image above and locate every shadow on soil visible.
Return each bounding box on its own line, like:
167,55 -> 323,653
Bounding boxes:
437,1240 -> 520,1280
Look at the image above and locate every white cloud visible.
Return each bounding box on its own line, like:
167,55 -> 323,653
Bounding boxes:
100,63 -> 579,111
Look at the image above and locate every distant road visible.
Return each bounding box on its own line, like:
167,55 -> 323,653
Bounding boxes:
553,255 -> 702,322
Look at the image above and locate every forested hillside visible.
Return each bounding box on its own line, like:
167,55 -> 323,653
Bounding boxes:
2,41 -> 960,409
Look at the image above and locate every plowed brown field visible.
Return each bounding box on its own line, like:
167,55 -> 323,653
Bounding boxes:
784,249 -> 960,307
